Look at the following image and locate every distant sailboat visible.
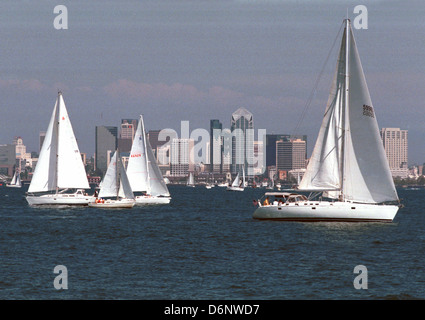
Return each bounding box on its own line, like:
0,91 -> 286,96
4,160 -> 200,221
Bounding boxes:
6,171 -> 21,188
187,172 -> 195,187
26,92 -> 92,205
227,166 -> 245,192
89,150 -> 135,208
126,115 -> 171,204
253,19 -> 401,222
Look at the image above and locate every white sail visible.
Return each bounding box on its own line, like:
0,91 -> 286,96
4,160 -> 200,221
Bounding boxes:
15,173 -> 21,187
118,155 -> 134,200
28,93 -> 89,193
99,151 -> 134,200
146,138 -> 170,196
98,152 -> 118,198
187,172 -> 195,186
127,115 -> 150,193
56,94 -> 90,190
298,20 -> 398,204
231,173 -> 240,187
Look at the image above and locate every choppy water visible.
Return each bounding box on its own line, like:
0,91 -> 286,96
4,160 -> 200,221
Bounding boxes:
0,185 -> 424,300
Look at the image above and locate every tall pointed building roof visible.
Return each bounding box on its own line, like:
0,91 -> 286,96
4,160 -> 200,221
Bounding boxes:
232,107 -> 253,122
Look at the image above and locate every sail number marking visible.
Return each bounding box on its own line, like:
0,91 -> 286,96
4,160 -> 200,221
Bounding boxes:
362,104 -> 374,118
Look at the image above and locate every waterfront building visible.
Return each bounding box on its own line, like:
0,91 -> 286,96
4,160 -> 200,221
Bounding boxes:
170,138 -> 195,176
231,107 -> 254,176
380,128 -> 408,178
95,126 -> 117,174
276,138 -> 306,171
210,119 -> 223,174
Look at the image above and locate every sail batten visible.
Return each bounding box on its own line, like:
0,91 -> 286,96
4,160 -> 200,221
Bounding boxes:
298,20 -> 398,204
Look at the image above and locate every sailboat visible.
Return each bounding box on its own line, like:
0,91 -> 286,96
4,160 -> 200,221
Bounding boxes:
89,150 -> 135,208
126,115 -> 171,205
187,172 -> 195,187
6,171 -> 22,188
253,19 -> 401,222
26,92 -> 92,205
227,166 -> 245,191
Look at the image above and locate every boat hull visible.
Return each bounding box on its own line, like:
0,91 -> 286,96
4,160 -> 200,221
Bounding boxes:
253,201 -> 399,222
88,198 -> 135,208
26,193 -> 93,206
134,195 -> 171,205
226,186 -> 244,192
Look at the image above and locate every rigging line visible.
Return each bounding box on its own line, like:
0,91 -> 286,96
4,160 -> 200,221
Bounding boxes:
292,22 -> 345,138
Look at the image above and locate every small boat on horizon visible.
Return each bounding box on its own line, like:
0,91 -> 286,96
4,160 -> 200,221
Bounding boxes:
6,171 -> 22,188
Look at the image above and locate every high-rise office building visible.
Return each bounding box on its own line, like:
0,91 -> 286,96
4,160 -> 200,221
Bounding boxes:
210,119 -> 223,173
170,138 -> 195,176
0,144 -> 15,176
380,128 -> 408,178
231,107 -> 254,176
276,138 -> 306,171
266,134 -> 307,167
118,119 -> 137,153
95,126 -> 118,174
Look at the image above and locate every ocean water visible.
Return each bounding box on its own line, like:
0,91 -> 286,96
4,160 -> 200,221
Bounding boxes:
0,185 -> 424,300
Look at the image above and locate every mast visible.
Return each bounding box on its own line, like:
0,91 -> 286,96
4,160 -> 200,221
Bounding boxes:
116,149 -> 120,200
340,19 -> 350,201
55,91 -> 61,194
140,115 -> 151,194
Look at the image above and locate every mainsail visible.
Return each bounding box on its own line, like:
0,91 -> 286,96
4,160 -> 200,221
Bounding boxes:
28,92 -> 89,193
146,138 -> 170,197
99,151 -> 134,200
127,115 -> 170,197
298,20 -> 398,204
127,115 -> 150,193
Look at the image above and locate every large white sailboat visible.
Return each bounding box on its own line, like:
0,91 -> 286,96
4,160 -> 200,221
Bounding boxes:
26,92 -> 92,206
253,20 -> 401,222
6,171 -> 22,188
126,115 -> 171,205
89,150 -> 135,208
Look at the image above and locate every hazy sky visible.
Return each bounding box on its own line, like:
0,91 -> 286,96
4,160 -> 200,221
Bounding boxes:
1,0 -> 424,164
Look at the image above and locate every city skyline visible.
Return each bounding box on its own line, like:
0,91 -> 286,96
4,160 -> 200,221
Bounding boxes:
0,1 -> 424,165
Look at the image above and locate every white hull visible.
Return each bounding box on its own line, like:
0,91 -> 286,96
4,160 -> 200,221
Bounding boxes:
26,193 -> 93,206
88,198 -> 135,208
6,184 -> 21,188
226,186 -> 244,192
253,201 -> 399,222
134,195 -> 171,205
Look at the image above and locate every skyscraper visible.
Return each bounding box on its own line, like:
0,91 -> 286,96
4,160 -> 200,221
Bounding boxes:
380,128 -> 408,178
231,107 -> 254,176
95,126 -> 117,174
276,138 -> 306,171
210,119 -> 222,173
118,119 -> 138,153
266,134 -> 307,167
170,138 -> 195,176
